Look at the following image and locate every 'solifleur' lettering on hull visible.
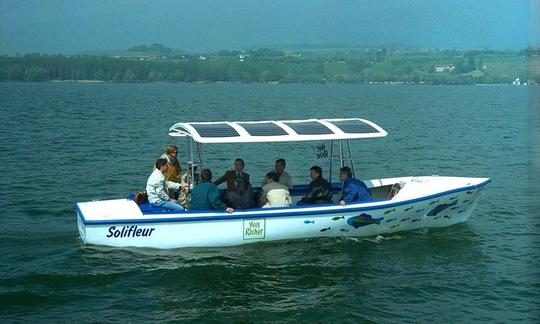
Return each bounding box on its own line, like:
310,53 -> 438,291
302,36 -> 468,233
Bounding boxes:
107,226 -> 155,238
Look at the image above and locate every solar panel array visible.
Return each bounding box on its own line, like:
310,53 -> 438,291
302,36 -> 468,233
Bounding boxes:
176,119 -> 384,142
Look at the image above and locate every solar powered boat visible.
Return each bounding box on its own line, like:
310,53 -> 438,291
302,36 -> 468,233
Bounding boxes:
76,118 -> 490,248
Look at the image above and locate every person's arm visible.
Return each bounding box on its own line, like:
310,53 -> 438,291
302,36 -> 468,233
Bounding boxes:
213,172 -> 227,186
165,180 -> 181,190
259,186 -> 269,206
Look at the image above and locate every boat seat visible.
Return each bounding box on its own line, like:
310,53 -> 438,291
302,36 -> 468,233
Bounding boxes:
368,184 -> 394,199
368,183 -> 402,199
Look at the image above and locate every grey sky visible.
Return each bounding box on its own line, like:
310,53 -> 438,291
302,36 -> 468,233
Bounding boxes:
0,0 -> 537,54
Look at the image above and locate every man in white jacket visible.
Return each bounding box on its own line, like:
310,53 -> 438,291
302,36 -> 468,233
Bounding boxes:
146,158 -> 184,211
259,172 -> 291,208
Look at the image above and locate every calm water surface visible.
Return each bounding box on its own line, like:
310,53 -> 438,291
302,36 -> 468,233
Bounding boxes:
0,83 -> 538,322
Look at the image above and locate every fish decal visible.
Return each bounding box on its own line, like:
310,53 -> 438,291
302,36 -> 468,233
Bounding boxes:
401,217 -> 410,222
404,207 -> 414,211
385,217 -> 397,223
427,200 -> 458,217
416,208 -> 425,213
429,200 -> 440,205
390,224 -> 400,229
304,220 -> 315,224
347,213 -> 383,229
411,219 -> 421,223
443,215 -> 451,219
332,216 -> 345,221
320,227 -> 331,232
384,208 -> 396,215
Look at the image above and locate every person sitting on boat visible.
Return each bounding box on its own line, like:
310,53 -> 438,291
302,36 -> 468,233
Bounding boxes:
214,158 -> 251,193
190,168 -> 234,213
339,166 -> 373,206
177,161 -> 197,208
181,161 -> 199,188
158,145 -> 182,199
260,172 -> 291,208
224,176 -> 255,209
146,158 -> 186,211
297,166 -> 333,205
261,158 -> 293,189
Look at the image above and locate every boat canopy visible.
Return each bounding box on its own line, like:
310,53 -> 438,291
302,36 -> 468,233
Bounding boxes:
168,118 -> 387,144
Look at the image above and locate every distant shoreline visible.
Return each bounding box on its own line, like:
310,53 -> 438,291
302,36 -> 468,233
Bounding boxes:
0,80 -> 536,86
2,49 -> 537,86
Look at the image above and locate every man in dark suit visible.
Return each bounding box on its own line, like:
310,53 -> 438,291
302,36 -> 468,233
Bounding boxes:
214,158 -> 251,192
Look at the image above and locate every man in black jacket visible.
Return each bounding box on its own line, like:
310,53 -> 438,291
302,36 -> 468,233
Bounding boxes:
297,166 -> 333,205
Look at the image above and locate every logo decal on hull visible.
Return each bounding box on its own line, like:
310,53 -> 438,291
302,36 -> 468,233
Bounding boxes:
243,218 -> 266,240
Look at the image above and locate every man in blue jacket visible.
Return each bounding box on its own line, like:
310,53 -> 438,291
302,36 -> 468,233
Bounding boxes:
189,168 -> 233,213
339,166 -> 373,206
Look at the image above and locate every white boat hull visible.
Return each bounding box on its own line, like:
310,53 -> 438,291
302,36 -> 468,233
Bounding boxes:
76,176 -> 490,249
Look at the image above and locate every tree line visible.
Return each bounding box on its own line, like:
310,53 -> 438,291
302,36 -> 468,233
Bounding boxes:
0,49 -> 536,85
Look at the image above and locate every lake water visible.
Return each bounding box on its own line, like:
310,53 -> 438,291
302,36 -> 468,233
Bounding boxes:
0,83 -> 538,322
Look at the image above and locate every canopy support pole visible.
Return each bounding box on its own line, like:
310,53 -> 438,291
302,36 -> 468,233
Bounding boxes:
188,137 -> 194,188
347,139 -> 356,178
339,140 -> 344,169
329,140 -> 334,184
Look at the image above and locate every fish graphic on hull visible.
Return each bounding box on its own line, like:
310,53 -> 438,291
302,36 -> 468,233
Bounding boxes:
347,213 -> 383,229
427,200 -> 458,217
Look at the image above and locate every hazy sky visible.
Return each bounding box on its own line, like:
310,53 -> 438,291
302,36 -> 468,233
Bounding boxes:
0,0 -> 537,54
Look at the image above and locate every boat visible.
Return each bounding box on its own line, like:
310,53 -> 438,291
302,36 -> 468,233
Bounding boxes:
76,118 -> 490,249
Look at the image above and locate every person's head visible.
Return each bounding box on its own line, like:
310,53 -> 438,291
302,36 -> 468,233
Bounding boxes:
201,168 -> 212,182
310,165 -> 322,180
275,158 -> 286,174
166,145 -> 178,158
155,158 -> 168,172
339,166 -> 352,181
234,158 -> 245,172
266,171 -> 279,183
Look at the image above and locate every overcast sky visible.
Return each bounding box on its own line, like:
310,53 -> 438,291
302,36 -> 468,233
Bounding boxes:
0,0 -> 537,54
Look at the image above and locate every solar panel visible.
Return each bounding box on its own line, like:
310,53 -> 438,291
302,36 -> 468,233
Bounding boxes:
190,123 -> 240,138
328,120 -> 378,134
238,122 -> 288,136
283,121 -> 334,135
